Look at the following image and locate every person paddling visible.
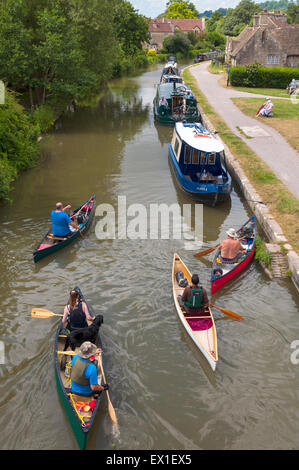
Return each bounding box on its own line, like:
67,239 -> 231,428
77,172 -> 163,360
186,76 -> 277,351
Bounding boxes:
62,289 -> 94,332
51,202 -> 80,238
179,274 -> 209,315
219,228 -> 245,263
70,341 -> 109,396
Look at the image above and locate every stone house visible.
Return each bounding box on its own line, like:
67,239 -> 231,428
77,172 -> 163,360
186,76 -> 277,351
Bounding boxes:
225,11 -> 299,67
147,18 -> 205,52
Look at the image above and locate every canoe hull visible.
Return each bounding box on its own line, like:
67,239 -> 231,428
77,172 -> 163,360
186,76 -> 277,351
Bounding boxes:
172,254 -> 218,371
33,195 -> 96,263
211,247 -> 255,295
210,216 -> 256,294
54,287 -> 104,450
55,366 -> 88,450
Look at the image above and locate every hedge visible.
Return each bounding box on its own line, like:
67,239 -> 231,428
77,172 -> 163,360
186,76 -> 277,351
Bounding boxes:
230,63 -> 299,88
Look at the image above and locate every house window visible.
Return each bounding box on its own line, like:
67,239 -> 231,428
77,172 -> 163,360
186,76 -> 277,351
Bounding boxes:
267,55 -> 279,65
262,31 -> 265,48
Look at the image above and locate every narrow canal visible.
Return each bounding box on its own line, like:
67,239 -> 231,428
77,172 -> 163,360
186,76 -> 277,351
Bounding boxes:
0,64 -> 299,450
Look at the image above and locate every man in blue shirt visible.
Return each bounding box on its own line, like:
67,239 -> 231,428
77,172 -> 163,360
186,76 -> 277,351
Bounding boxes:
51,202 -> 80,237
70,341 -> 109,396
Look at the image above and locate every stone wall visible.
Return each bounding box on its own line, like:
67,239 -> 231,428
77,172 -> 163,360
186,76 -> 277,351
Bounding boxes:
236,29 -> 287,67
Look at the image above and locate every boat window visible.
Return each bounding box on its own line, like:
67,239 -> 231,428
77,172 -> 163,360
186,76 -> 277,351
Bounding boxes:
173,137 -> 181,161
174,138 -> 179,155
184,145 -> 192,164
208,153 -> 216,165
171,130 -> 177,149
200,152 -> 207,165
192,149 -> 200,164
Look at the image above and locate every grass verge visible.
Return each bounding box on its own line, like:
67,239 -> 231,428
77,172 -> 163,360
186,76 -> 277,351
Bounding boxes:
183,66 -> 299,253
231,96 -> 299,152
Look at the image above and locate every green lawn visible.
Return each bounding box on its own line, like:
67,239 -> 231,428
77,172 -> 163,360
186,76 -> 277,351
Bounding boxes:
232,96 -> 299,152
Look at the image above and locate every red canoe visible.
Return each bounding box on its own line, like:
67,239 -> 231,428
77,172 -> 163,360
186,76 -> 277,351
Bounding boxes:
210,216 -> 256,295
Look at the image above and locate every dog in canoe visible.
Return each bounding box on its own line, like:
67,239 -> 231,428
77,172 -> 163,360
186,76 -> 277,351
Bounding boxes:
64,314 -> 103,351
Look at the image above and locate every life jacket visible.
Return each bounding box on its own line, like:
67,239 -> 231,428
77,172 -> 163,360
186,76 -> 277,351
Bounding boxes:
70,356 -> 93,386
67,300 -> 88,330
184,286 -> 204,309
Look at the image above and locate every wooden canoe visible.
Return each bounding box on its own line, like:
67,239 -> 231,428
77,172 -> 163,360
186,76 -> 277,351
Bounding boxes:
54,287 -> 105,450
210,216 -> 256,295
33,195 -> 96,263
172,253 -> 218,371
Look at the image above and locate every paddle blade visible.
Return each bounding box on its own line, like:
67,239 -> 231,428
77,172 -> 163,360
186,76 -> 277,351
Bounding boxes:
210,304 -> 244,321
194,246 -> 217,258
31,308 -> 62,319
98,354 -> 119,434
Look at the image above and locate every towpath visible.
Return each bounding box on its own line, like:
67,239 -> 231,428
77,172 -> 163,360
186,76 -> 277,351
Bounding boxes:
190,62 -> 299,199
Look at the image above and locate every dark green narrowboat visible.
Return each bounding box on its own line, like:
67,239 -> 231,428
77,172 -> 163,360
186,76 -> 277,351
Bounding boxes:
153,82 -> 201,126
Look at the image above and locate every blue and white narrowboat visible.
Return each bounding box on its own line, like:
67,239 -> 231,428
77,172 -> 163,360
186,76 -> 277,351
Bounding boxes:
168,123 -> 232,205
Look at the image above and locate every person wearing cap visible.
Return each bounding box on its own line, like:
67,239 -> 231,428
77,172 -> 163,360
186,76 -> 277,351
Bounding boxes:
179,274 -> 209,315
70,341 -> 108,396
219,228 -> 245,263
257,97 -> 273,117
287,78 -> 296,94
51,202 -> 80,238
61,289 -> 94,332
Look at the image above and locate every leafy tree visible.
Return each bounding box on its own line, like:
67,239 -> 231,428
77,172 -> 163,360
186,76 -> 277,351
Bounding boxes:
163,30 -> 191,53
112,0 -> 150,56
222,1 -> 262,36
0,90 -> 40,200
287,4 -> 299,24
166,1 -> 199,19
166,0 -> 199,16
206,10 -> 224,32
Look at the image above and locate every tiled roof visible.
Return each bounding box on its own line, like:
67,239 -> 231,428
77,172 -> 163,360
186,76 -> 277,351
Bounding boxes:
230,26 -> 258,57
149,19 -> 174,33
271,25 -> 299,56
149,18 -> 204,33
171,18 -> 205,31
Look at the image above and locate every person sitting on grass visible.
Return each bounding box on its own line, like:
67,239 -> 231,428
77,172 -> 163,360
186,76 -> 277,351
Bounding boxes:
257,98 -> 274,117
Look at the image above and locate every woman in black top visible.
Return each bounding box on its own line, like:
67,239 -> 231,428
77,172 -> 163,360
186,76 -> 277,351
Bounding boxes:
61,289 -> 94,331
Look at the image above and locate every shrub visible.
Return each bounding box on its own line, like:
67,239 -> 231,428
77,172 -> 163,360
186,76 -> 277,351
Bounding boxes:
230,62 -> 299,88
147,49 -> 157,56
0,91 -> 40,200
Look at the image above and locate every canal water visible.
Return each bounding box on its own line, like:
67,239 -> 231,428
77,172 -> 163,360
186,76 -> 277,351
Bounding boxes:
0,64 -> 299,450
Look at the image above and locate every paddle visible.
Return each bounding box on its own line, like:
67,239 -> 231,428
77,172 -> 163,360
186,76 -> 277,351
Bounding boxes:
194,234 -> 250,258
210,303 -> 244,321
194,245 -> 220,258
31,308 -> 63,319
97,353 -> 119,434
69,205 -> 86,242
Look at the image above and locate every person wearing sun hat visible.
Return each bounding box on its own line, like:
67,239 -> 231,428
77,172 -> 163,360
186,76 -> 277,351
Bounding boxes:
219,228 -> 245,263
70,341 -> 109,396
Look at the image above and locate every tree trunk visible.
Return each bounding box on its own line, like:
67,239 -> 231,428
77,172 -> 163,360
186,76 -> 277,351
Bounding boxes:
29,86 -> 34,109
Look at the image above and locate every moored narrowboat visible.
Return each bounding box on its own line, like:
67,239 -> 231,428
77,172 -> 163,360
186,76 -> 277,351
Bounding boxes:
168,123 -> 232,205
154,83 -> 201,126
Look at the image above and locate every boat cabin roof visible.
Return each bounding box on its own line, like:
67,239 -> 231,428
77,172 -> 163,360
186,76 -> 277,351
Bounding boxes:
161,74 -> 183,83
175,123 -> 224,153
157,83 -> 193,100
